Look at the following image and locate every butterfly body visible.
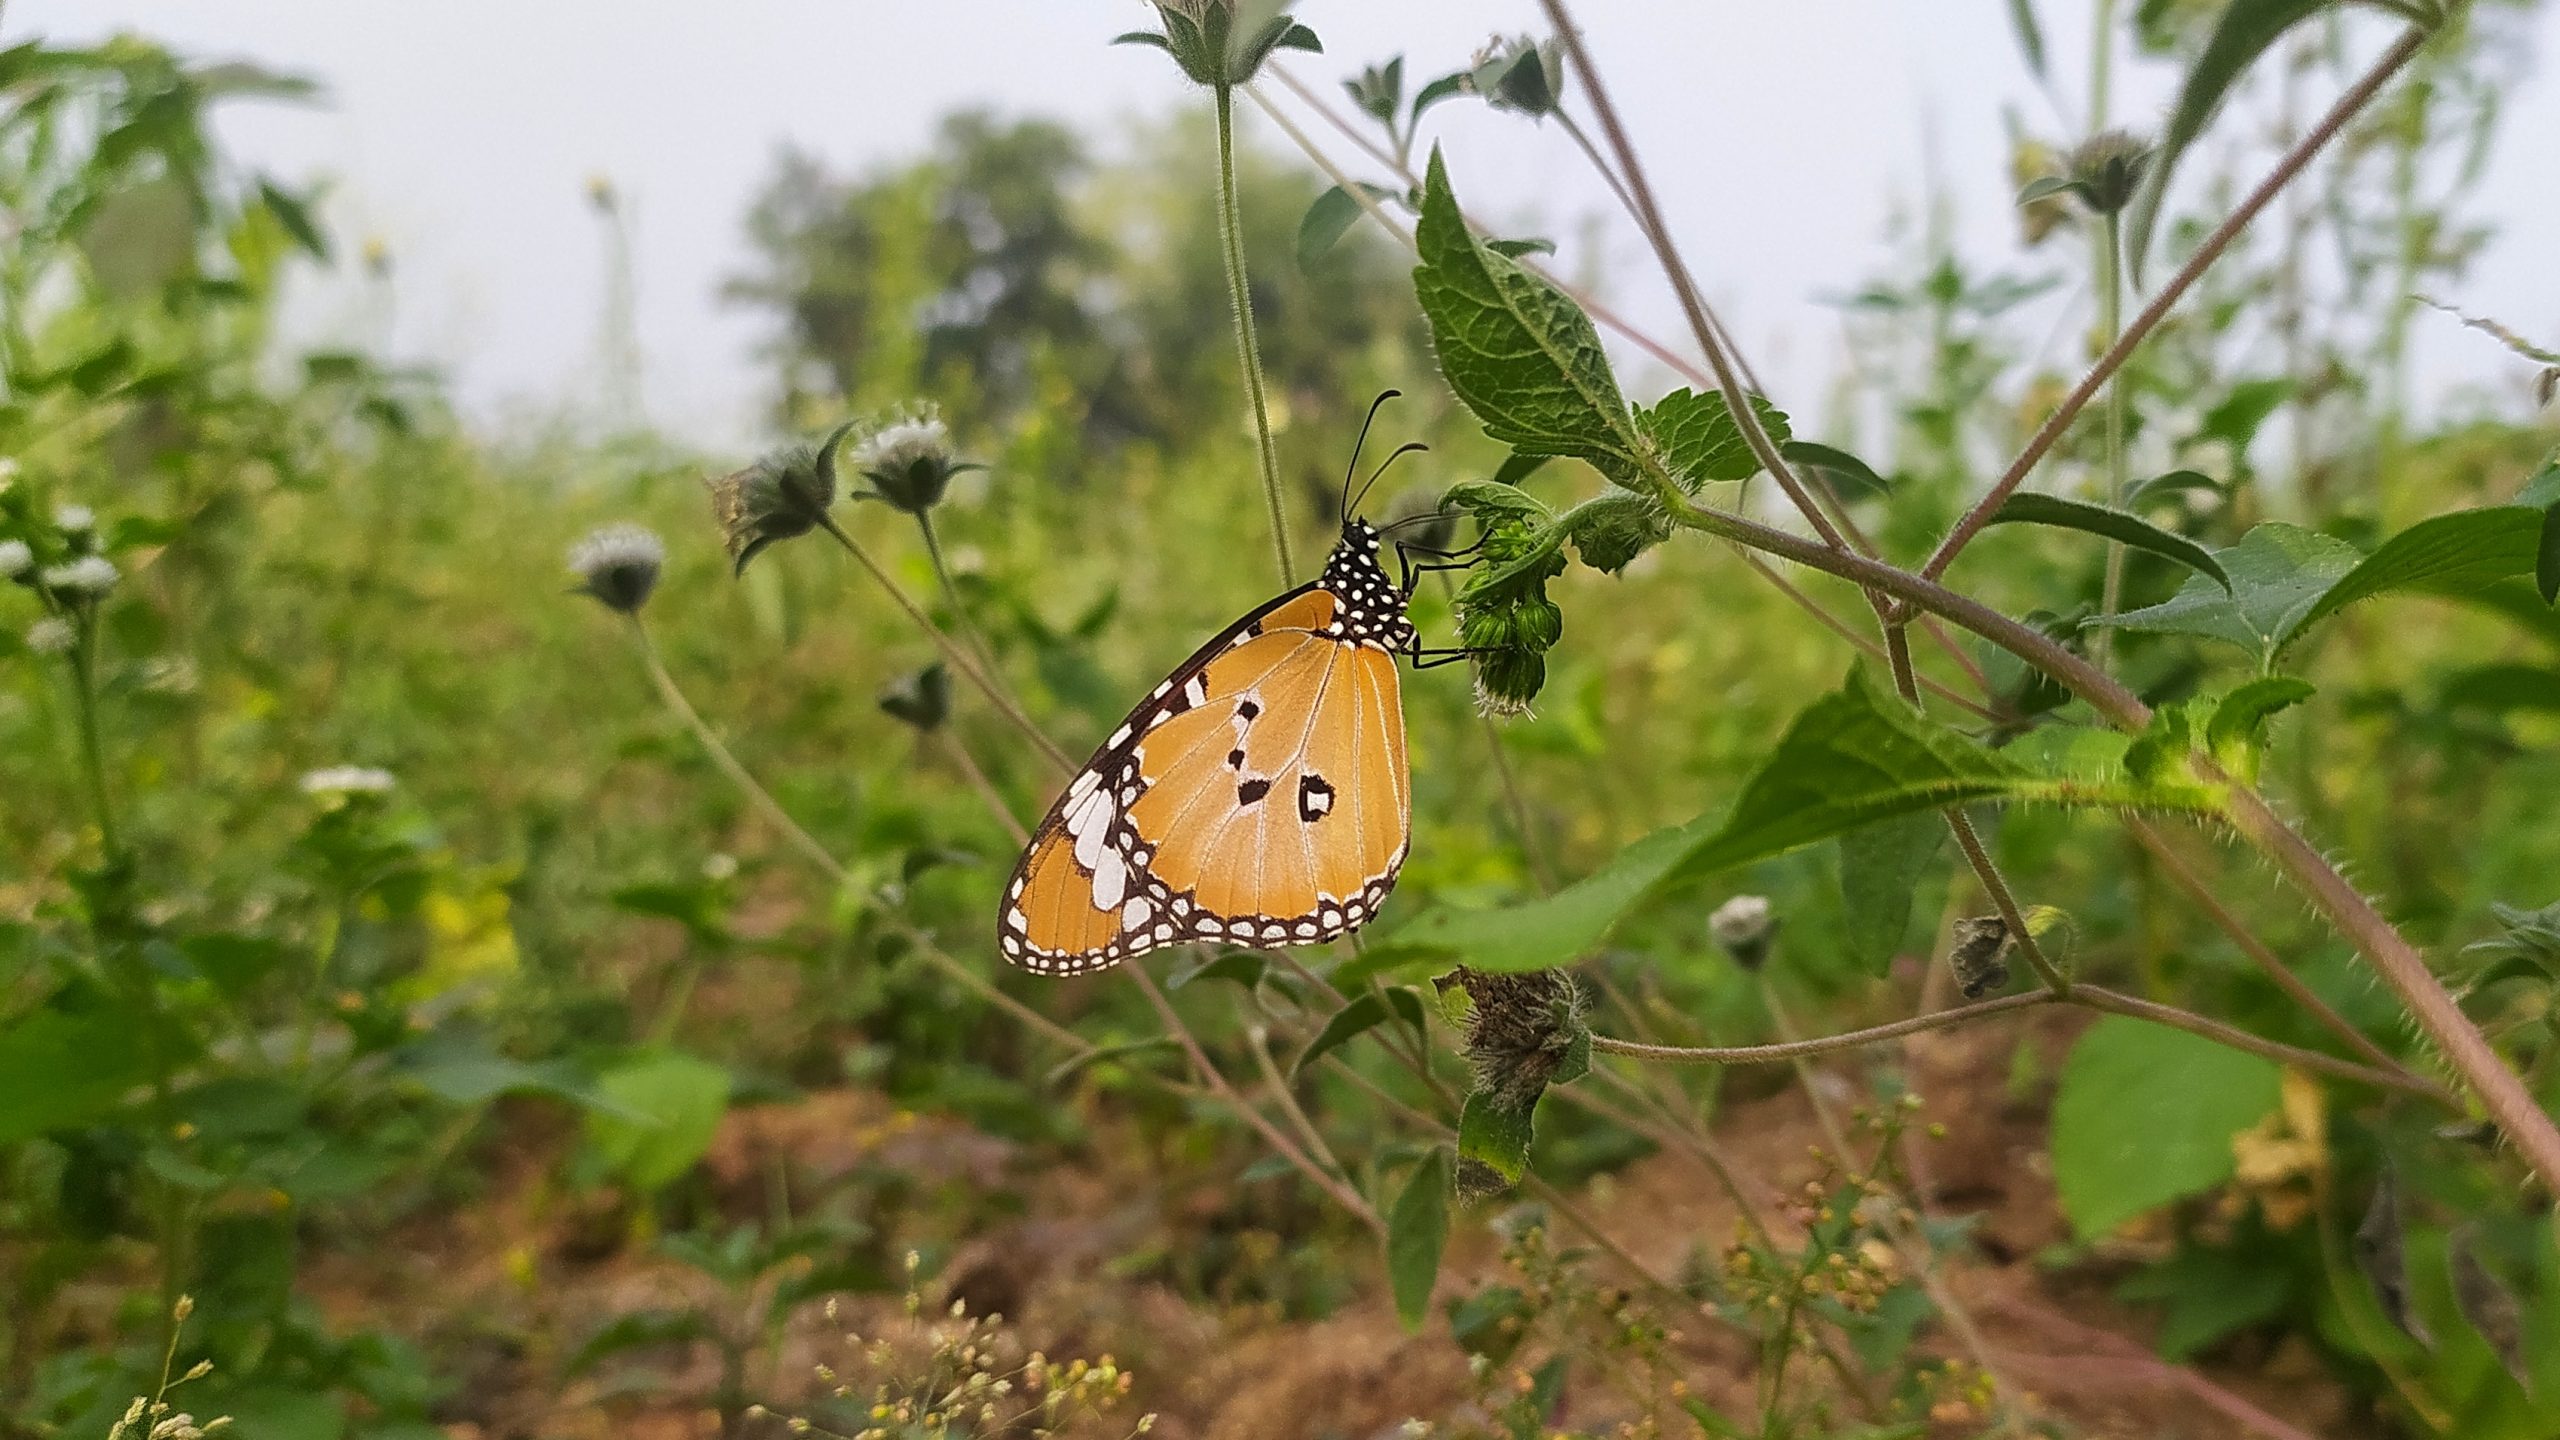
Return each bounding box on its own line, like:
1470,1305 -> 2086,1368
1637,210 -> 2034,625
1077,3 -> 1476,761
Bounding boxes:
998,520 -> 1416,976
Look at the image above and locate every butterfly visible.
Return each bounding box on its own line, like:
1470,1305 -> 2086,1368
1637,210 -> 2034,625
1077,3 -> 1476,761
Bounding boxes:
998,396 -> 1469,976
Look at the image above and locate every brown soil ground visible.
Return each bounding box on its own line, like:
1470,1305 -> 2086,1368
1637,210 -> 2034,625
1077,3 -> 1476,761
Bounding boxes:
297,1000 -> 2380,1440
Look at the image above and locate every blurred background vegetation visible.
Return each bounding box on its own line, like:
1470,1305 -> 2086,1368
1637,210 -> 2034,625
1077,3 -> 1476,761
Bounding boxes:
4,5 -> 2559,1438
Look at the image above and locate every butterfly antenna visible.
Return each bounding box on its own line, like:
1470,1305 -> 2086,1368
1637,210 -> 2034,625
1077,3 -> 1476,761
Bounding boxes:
1348,441 -> 1428,518
1340,389 -> 1403,517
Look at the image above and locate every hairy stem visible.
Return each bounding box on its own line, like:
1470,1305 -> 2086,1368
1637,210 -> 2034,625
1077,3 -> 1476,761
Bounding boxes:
816,513 -> 1073,774
68,618 -> 123,862
1922,23 -> 2434,582
916,510 -> 1000,676
1213,83 -> 1294,586
1593,984 -> 2449,1105
2095,209 -> 2129,668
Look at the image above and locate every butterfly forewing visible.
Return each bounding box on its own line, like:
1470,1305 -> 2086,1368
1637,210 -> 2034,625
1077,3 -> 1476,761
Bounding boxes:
998,528 -> 1414,975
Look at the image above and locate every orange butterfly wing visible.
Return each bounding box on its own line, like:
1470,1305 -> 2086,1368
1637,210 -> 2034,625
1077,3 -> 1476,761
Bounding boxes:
998,586 -> 1410,975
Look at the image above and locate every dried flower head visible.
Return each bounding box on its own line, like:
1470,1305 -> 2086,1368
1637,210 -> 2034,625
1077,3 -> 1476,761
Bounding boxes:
709,424 -> 852,575
27,616 -> 75,655
0,539 -> 31,581
1469,35 -> 1566,119
1946,916 -> 2013,998
852,409 -> 979,514
53,502 -> 95,537
1445,966 -> 1588,1113
1709,894 -> 1777,970
300,765 -> 397,799
2021,129 -> 2153,218
1118,0 -> 1319,89
878,662 -> 953,732
567,522 -> 665,614
42,554 -> 118,596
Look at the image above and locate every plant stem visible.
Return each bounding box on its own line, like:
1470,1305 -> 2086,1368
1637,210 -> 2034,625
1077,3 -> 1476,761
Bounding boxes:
624,616 -> 1093,1059
815,513 -> 1073,774
1592,984 -> 2448,1104
68,619 -> 123,861
1213,82 -> 1293,586
2095,209 -> 2129,669
915,510 -> 1000,676
2124,815 -> 2435,1090
1922,22 -> 2434,582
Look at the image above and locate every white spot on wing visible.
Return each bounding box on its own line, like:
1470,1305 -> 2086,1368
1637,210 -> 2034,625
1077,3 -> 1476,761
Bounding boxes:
1091,848 -> 1127,911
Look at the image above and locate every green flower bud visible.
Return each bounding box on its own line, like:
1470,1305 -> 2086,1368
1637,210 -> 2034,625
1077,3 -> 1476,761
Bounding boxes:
1114,1 -> 1321,90
878,663 -> 952,732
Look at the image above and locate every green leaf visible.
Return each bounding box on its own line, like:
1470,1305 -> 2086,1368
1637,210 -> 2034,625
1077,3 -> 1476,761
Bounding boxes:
1296,182 -> 1391,272
1985,492 -> 2232,591
2439,663 -> 2560,714
1387,1147 -> 1452,1331
2016,174 -> 2081,206
1413,149 -> 1643,473
1636,387 -> 1792,492
1412,71 -> 1470,123
2008,0 -> 2049,77
584,1050 -> 732,1192
2125,468 -> 2223,508
1781,439 -> 1892,500
257,176 -> 330,261
1457,1089 -> 1537,1189
1390,669 -> 2198,974
2088,522 -> 2361,668
1838,813 -> 1947,974
1044,1037 -> 1182,1089
2050,1016 -> 2281,1238
0,1000 -> 184,1143
2117,1246 -> 2293,1359
1295,993 -> 1390,1077
1490,451 -> 1552,487
1168,950 -> 1267,989
2294,506 -> 2547,638
2538,505 -> 2560,606
1485,236 -> 1557,258
2198,376 -> 2296,449
2206,676 -> 2314,782
2124,0 -> 2343,284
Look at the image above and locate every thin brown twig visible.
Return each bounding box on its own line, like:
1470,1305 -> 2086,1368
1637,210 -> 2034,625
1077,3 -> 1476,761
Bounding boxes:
1919,23 -> 2435,583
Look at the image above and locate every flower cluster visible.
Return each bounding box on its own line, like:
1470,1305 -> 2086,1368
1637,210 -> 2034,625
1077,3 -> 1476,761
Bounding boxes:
300,765 -> 397,799
850,408 -> 978,514
708,424 -> 853,574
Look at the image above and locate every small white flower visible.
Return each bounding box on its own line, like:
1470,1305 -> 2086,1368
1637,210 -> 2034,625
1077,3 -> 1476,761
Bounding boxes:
42,554 -> 118,595
567,522 -> 665,614
852,411 -> 953,476
0,456 -> 19,493
1709,894 -> 1773,945
27,617 -> 75,655
702,852 -> 740,882
0,540 -> 31,579
1709,894 -> 1776,966
300,765 -> 397,797
54,502 -> 95,535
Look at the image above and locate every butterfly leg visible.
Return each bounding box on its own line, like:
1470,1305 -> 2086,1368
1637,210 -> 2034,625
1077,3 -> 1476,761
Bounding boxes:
1408,647 -> 1497,671
1395,536 -> 1488,590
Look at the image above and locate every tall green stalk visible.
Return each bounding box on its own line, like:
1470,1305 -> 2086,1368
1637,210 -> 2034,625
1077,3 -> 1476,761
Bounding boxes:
69,619 -> 123,860
1212,82 -> 1293,585
2095,211 -> 2129,666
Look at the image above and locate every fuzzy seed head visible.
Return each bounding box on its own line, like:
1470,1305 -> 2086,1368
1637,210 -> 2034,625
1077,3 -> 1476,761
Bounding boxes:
1448,966 -> 1588,1113
708,430 -> 846,575
53,502 -> 95,536
2062,129 -> 2152,216
43,554 -> 118,596
0,540 -> 31,580
1947,916 -> 2014,998
1709,894 -> 1777,969
854,410 -> 969,514
568,522 -> 665,614
26,617 -> 75,655
300,765 -> 396,799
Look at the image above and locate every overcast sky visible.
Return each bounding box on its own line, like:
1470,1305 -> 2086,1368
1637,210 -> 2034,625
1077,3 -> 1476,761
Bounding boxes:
11,1 -> 2558,450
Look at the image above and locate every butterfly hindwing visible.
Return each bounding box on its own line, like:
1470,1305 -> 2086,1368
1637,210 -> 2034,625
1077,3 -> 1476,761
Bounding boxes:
999,545 -> 1412,976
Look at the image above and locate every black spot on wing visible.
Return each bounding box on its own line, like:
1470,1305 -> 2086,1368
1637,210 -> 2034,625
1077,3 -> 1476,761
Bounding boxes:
1236,777 -> 1271,806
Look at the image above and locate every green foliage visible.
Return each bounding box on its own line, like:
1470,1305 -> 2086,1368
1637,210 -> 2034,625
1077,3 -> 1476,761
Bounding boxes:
2050,1017 -> 2282,1238
1387,1147 -> 1452,1331
584,1050 -> 733,1192
1985,490 -> 2232,590
1412,149 -> 1642,475
1837,813 -> 1947,974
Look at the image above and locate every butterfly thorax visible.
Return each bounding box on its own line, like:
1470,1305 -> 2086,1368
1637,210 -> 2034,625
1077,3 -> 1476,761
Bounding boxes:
1320,520 -> 1415,653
